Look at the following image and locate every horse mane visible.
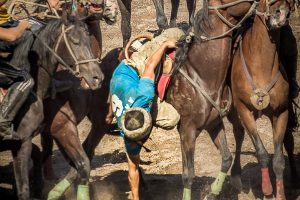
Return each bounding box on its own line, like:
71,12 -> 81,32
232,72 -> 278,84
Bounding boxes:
10,19 -> 63,73
194,0 -> 211,35
172,0 -> 210,74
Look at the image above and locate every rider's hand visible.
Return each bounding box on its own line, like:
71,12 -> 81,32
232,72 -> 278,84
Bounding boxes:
47,0 -> 61,9
19,20 -> 31,30
164,39 -> 177,49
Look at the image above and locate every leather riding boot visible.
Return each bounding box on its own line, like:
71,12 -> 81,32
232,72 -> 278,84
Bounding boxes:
50,79 -> 74,99
0,79 -> 33,140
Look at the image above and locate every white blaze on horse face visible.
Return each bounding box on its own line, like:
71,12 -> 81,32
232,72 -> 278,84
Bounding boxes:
112,94 -> 123,117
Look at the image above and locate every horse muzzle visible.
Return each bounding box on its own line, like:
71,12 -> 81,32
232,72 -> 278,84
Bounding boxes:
268,6 -> 289,29
78,73 -> 104,90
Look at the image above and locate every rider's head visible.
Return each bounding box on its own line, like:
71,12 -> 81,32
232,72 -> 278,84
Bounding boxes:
121,107 -> 152,141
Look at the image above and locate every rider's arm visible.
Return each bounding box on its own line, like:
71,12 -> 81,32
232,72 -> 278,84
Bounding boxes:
47,0 -> 60,8
140,40 -> 177,81
0,20 -> 31,42
0,0 -> 8,7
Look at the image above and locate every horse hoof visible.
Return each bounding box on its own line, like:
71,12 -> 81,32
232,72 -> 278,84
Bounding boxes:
204,194 -> 217,200
230,175 -> 243,192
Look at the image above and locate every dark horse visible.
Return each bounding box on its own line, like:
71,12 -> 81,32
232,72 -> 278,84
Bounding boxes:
117,0 -> 196,46
42,48 -> 120,200
0,14 -> 104,199
229,0 -> 292,198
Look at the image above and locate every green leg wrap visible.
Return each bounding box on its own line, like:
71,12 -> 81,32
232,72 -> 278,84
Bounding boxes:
182,187 -> 191,200
211,171 -> 227,195
47,178 -> 71,200
77,184 -> 90,200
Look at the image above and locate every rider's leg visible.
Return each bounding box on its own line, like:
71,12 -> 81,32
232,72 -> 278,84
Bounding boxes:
127,153 -> 140,200
280,23 -> 299,98
0,63 -> 34,140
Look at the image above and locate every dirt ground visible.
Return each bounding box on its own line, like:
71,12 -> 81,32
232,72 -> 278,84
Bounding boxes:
1,0 -> 300,200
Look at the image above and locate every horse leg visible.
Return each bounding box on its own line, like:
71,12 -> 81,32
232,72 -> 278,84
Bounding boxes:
179,123 -> 197,200
12,138 -> 32,200
41,131 -> 56,180
284,128 -> 298,186
237,104 -> 272,197
30,143 -> 43,199
284,103 -> 298,187
47,104 -> 90,200
186,0 -> 196,26
205,121 -> 232,199
170,0 -> 179,27
13,96 -> 43,200
117,0 -> 132,46
228,108 -> 245,191
152,0 -> 168,30
83,113 -> 108,160
272,110 -> 288,200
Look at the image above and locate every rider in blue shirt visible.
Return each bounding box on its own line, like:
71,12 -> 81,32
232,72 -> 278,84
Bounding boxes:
110,39 -> 177,200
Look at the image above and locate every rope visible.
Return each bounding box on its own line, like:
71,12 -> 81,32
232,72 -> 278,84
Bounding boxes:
28,29 -> 78,76
200,0 -> 259,41
178,68 -> 230,117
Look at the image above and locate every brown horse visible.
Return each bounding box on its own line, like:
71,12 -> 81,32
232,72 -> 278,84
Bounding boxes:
118,0 -> 196,46
229,0 -> 292,198
161,0 -> 261,198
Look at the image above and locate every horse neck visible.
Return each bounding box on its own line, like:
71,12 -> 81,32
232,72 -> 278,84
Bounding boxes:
243,15 -> 280,79
32,22 -> 63,98
188,7 -> 233,92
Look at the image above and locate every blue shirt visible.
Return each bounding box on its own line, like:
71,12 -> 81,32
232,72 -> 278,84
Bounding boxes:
110,61 -> 155,132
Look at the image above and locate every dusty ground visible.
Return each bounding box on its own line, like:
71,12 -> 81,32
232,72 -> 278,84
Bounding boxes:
1,0 -> 300,200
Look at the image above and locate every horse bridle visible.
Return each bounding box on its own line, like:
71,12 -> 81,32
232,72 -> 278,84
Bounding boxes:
54,24 -> 100,76
200,0 -> 259,41
256,0 -> 282,17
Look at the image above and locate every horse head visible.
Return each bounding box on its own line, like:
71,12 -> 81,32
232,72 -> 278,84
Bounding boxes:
57,12 -> 104,90
256,0 -> 293,29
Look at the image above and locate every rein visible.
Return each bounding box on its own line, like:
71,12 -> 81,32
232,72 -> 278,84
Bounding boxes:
29,28 -> 78,76
54,24 -> 100,74
178,68 -> 232,117
199,0 -> 259,41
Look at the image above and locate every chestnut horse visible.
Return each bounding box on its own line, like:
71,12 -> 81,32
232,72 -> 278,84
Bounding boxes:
229,0 -> 292,198
118,0 -> 196,46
